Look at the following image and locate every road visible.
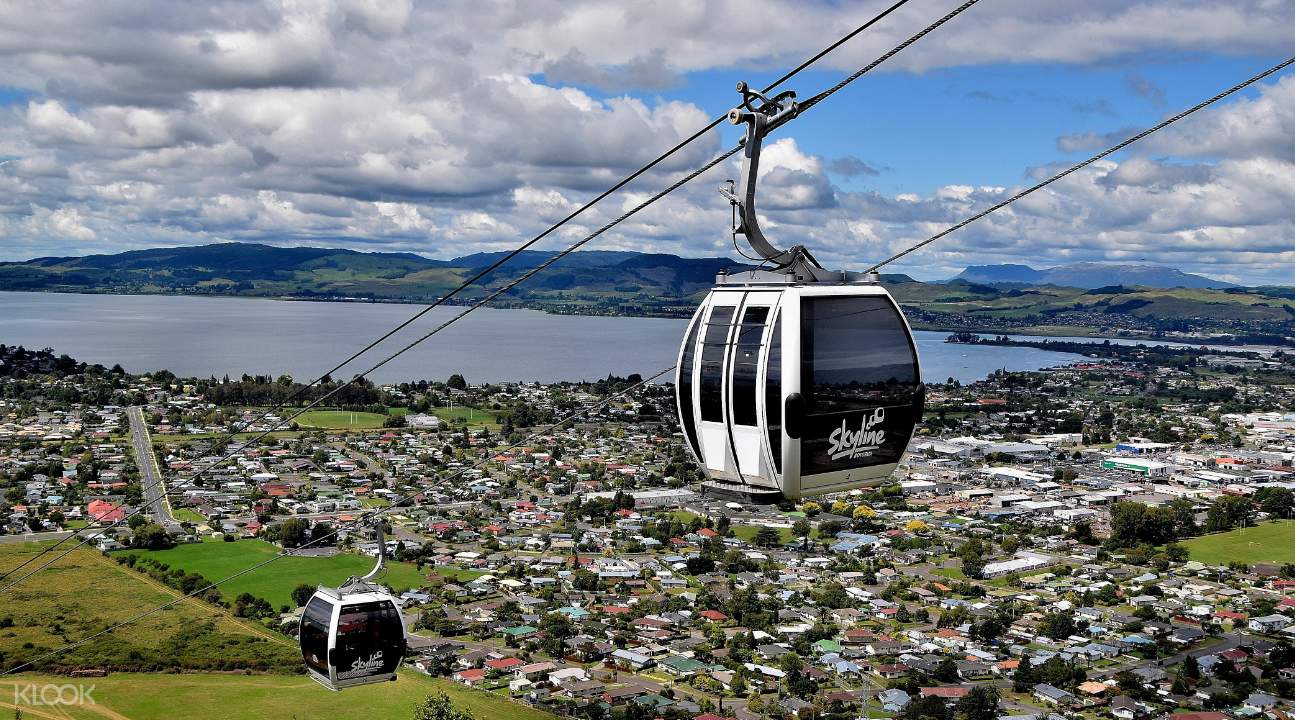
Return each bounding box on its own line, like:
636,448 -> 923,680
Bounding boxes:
128,406 -> 180,531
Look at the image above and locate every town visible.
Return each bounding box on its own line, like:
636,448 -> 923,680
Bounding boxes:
3,342 -> 1295,720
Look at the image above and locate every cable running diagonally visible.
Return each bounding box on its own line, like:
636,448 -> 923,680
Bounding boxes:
0,143 -> 740,598
0,367 -> 673,676
0,0 -> 917,588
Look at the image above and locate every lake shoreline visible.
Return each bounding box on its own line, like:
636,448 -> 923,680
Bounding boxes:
1,287 -> 1221,347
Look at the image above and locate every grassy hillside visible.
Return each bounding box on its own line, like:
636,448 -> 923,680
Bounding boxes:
0,540 -> 300,674
895,281 -> 1295,339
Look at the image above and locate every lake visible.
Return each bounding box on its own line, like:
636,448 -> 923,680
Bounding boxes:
0,292 -> 1085,384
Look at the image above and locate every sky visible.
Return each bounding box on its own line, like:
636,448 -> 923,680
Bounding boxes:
0,0 -> 1293,284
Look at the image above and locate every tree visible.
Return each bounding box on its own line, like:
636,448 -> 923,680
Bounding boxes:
961,556 -> 985,580
292,583 -> 316,607
956,686 -> 1000,720
539,612 -> 575,658
413,691 -> 474,720
730,673 -> 747,696
446,374 -> 468,391
902,695 -> 951,720
1012,658 -> 1034,692
1040,611 -> 1077,640
753,526 -> 781,548
792,519 -> 812,550
1167,498 -> 1200,537
1206,496 -> 1254,533
268,517 -> 310,548
1068,521 -> 1096,545
1255,487 -> 1295,519
130,522 -> 174,550
1108,502 -> 1178,547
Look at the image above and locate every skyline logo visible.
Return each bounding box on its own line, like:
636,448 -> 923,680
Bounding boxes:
826,408 -> 887,462
338,651 -> 386,679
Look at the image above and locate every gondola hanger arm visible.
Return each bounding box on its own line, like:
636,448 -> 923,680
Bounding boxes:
720,82 -> 864,284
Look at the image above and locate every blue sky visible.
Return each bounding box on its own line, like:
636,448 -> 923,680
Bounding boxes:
0,0 -> 1293,284
603,54 -> 1283,196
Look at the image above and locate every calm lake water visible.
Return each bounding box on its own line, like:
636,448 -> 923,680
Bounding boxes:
0,292 -> 1086,384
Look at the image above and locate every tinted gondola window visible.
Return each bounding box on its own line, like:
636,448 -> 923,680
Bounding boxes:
765,314 -> 782,472
677,314 -> 703,459
699,306 -> 735,422
332,601 -> 404,681
800,296 -> 920,475
300,595 -> 333,675
730,306 -> 768,426
801,296 -> 918,411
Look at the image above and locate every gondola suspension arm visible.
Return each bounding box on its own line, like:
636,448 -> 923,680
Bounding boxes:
359,517 -> 386,583
720,82 -> 870,284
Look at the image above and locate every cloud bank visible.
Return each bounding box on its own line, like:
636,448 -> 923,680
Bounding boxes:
1,0 -> 1293,284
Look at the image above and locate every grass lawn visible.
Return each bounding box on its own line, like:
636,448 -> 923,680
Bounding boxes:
0,672 -> 556,720
0,541 -> 298,674
429,406 -> 501,429
172,507 -> 206,524
931,566 -> 968,581
732,524 -> 794,544
115,538 -> 433,608
427,565 -> 488,582
295,409 -> 389,429
1183,521 -> 1295,565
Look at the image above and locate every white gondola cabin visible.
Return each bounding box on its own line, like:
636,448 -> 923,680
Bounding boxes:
675,82 -> 924,500
676,281 -> 922,500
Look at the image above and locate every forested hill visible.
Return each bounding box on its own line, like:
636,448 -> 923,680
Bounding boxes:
0,242 -> 745,317
2,242 -> 1293,340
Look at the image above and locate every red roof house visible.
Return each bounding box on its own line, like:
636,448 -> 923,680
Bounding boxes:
87,499 -> 125,524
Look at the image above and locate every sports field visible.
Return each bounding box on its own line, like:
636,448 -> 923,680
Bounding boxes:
1182,521 -> 1295,565
294,409 -> 389,429
0,672 -> 555,720
116,538 -> 432,608
429,406 -> 501,429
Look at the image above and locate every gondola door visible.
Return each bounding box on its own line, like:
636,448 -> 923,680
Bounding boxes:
694,294 -> 741,482
727,292 -> 780,490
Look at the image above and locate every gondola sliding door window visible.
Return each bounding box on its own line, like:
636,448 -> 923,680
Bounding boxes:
300,596 -> 333,676
765,313 -> 782,472
677,313 -> 703,459
730,306 -> 768,427
800,295 -> 919,475
699,306 -> 735,422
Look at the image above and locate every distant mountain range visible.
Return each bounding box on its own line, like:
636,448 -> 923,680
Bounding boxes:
952,262 -> 1237,290
1,242 -> 1292,340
